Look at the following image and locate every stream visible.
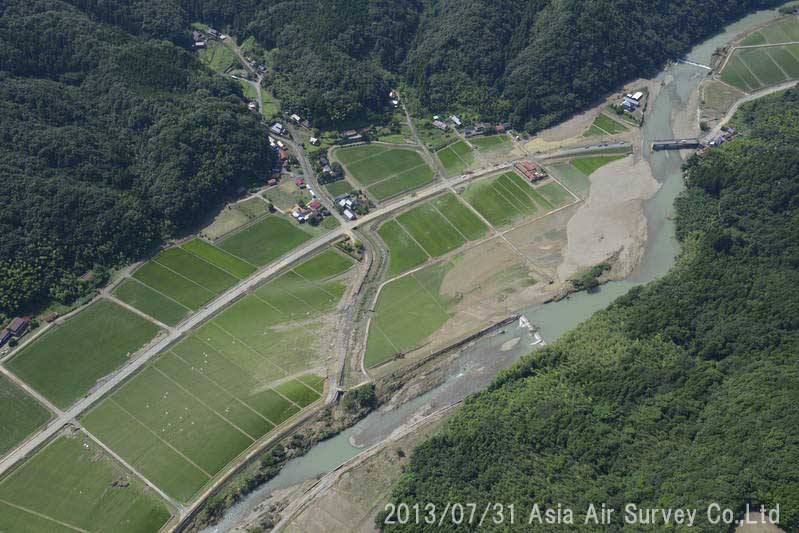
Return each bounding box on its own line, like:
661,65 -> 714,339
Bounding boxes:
202,7 -> 791,531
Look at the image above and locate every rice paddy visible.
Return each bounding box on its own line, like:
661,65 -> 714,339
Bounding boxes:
462,171 -> 551,227
7,300 -> 160,409
336,144 -> 435,201
217,215 -> 313,266
721,41 -> 799,92
0,435 -> 173,532
80,250 -> 351,501
584,113 -> 629,136
570,154 -> 627,176
378,193 -> 488,277
436,140 -> 474,176
324,179 -> 355,197
0,375 -> 51,456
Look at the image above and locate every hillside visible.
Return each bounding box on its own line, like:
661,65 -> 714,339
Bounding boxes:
0,1 -> 275,315
382,89 -> 799,530
173,0 -> 778,128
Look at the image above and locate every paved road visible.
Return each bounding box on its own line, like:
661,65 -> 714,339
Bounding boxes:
0,163 -> 507,478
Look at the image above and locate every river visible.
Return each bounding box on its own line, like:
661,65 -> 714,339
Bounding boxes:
202,7 -> 791,531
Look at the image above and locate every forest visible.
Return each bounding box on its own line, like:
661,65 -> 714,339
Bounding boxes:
0,1 -> 274,315
381,89 -> 799,531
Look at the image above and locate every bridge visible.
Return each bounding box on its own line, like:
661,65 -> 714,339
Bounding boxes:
651,138 -> 701,151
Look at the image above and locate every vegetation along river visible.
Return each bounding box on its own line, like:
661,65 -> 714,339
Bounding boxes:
202,7 -> 789,531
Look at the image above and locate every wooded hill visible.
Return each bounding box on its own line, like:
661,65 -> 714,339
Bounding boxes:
178,0 -> 778,129
382,88 -> 799,531
0,1 -> 274,315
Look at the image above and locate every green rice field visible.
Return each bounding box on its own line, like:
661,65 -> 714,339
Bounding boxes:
721,43 -> 799,92
81,251 -> 349,501
133,261 -> 216,311
8,300 -> 160,409
364,261 -> 454,367
0,435 -> 173,532
585,113 -> 629,136
741,18 -> 799,46
536,181 -> 573,207
113,278 -> 190,326
182,238 -> 256,279
218,215 -> 313,266
337,144 -> 435,200
379,193 -> 487,277
462,171 -> 550,227
547,163 -> 591,199
571,154 -> 627,176
436,140 -> 474,176
0,375 -> 51,456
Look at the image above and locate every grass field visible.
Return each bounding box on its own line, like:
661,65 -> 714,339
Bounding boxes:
0,435 -> 172,532
436,140 -> 474,176
471,135 -> 511,151
463,171 -> 552,227
336,145 -> 435,200
8,300 -> 160,409
571,154 -> 627,175
263,180 -> 312,211
218,215 -> 313,266
198,40 -> 240,74
0,375 -> 50,456
364,262 -> 454,367
378,220 -> 429,277
547,163 -> 591,199
325,179 -> 355,197
585,113 -> 629,136
113,278 -> 190,326
182,238 -> 256,279
204,197 -> 269,240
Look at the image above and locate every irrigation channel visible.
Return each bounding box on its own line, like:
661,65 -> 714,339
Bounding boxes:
202,7 -> 790,531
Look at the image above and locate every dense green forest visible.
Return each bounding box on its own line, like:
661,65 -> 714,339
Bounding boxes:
171,0 -> 778,129
382,89 -> 799,531
0,1 -> 274,315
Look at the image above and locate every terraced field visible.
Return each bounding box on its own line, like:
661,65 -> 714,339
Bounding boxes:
336,145 -> 435,200
80,250 -> 352,502
0,435 -> 173,532
378,193 -> 488,277
7,300 -> 160,409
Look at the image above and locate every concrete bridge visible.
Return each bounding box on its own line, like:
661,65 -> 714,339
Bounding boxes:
651,138 -> 701,151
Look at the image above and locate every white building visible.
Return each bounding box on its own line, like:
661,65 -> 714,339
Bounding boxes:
270,123 -> 285,135
450,115 -> 462,127
290,113 -> 302,123
343,209 -> 356,221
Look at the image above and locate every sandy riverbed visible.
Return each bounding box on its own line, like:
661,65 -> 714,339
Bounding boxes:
557,154 -> 660,281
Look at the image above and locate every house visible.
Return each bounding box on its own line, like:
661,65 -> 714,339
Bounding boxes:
623,92 -> 644,109
515,161 -> 547,182
463,128 -> 475,137
432,120 -> 448,131
268,178 -> 278,186
310,137 -> 320,146
276,140 -> 286,149
43,312 -> 59,323
194,40 -> 207,49
7,317 -> 28,337
450,115 -> 462,127
208,28 -> 221,38
0,329 -> 11,346
502,122 -> 512,131
342,129 -> 358,138
278,150 -> 289,163
391,99 -> 399,108
300,119 -> 311,130
268,136 -> 276,147
495,123 -> 506,133
295,177 -> 306,188
343,209 -> 357,221
322,164 -> 333,174
270,123 -> 285,135
308,200 -> 322,211
389,90 -> 399,100
248,102 -> 257,111
290,113 -> 302,123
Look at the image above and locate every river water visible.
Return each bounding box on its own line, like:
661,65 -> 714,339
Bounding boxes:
203,7 -> 789,531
